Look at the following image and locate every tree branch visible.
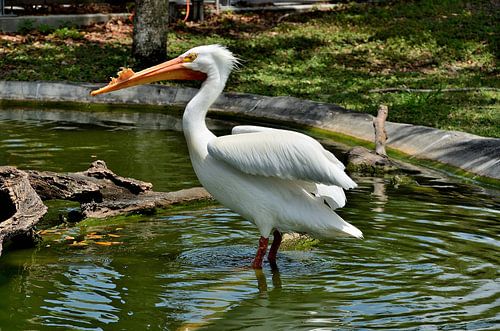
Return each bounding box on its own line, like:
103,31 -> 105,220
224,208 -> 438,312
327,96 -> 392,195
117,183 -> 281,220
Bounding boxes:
367,87 -> 500,94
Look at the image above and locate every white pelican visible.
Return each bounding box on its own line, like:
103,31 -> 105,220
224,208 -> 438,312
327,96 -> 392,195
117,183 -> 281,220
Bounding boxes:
91,44 -> 362,269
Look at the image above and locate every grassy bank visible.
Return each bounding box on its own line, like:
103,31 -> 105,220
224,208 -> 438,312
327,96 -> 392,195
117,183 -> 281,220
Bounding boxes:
0,0 -> 498,137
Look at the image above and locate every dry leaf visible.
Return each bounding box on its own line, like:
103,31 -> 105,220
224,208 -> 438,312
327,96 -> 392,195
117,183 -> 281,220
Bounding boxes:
86,234 -> 104,240
95,241 -> 122,246
95,241 -> 113,246
39,229 -> 58,235
107,234 -> 121,238
69,241 -> 89,247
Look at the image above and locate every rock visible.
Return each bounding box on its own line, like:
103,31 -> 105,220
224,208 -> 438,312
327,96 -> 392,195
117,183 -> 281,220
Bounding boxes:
346,146 -> 398,174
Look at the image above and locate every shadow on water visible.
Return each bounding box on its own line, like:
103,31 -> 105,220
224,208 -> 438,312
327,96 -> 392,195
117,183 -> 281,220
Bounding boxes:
0,107 -> 499,330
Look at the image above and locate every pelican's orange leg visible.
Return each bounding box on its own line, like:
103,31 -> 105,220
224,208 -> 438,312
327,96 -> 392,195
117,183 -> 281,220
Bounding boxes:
251,236 -> 269,269
268,230 -> 282,264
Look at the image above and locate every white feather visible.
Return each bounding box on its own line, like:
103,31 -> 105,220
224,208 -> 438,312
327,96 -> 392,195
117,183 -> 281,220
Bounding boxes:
316,183 -> 347,209
231,125 -> 277,135
232,125 -> 346,171
208,130 -> 357,189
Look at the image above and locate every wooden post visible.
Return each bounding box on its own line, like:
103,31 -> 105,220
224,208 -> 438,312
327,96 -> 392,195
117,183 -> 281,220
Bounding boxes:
373,104 -> 388,156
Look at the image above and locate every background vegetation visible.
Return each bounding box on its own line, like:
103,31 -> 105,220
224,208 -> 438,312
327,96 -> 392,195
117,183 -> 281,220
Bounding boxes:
1,0 -> 498,137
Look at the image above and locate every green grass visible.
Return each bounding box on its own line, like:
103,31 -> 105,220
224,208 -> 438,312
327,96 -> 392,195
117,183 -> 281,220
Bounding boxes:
0,40 -> 130,82
0,0 -> 498,137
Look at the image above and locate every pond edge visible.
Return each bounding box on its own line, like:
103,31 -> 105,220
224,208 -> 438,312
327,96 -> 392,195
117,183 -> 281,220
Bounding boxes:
0,80 -> 498,183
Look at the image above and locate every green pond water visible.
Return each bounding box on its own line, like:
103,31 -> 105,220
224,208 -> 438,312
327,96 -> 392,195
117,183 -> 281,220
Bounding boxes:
0,107 -> 499,330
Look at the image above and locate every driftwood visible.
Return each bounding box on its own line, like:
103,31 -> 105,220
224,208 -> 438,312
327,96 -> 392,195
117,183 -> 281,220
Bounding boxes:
26,160 -> 211,218
346,104 -> 394,173
345,104 -> 423,176
373,104 -> 388,156
0,160 -> 212,256
0,167 -> 48,256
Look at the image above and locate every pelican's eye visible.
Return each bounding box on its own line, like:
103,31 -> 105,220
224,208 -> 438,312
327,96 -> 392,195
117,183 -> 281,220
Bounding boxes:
183,53 -> 198,63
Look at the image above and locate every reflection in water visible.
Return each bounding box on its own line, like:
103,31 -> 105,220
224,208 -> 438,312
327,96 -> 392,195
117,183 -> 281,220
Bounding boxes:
254,268 -> 282,293
371,177 -> 388,213
37,262 -> 123,330
0,108 -> 230,133
0,110 -> 499,330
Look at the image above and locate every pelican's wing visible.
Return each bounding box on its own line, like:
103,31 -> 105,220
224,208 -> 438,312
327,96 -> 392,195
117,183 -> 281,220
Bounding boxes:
316,184 -> 347,209
207,129 -> 356,189
231,125 -> 346,170
231,125 -> 279,135
295,180 -> 347,210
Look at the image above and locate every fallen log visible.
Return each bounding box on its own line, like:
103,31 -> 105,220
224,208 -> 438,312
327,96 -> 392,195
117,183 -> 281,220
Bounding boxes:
0,166 -> 47,256
27,160 -> 212,218
0,160 -> 212,256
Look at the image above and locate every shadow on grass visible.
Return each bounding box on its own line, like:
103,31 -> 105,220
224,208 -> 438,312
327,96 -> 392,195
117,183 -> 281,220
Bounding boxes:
285,0 -> 498,65
0,41 -> 131,82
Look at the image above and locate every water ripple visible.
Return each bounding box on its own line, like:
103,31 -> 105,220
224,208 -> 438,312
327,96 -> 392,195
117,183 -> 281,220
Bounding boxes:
0,114 -> 498,330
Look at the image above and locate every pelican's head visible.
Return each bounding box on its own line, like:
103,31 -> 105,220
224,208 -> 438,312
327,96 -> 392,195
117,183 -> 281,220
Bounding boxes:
180,44 -> 239,80
91,44 -> 238,96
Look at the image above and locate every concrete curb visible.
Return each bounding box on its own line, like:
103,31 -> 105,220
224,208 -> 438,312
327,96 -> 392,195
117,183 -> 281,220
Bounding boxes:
0,80 -> 499,180
219,4 -> 341,13
0,13 -> 129,33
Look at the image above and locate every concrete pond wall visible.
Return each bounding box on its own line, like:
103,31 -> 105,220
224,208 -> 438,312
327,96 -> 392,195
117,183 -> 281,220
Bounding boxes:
0,80 -> 499,181
0,13 -> 129,33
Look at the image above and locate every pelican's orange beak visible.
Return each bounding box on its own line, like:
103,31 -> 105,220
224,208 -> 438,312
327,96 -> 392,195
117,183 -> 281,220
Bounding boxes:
90,57 -> 207,96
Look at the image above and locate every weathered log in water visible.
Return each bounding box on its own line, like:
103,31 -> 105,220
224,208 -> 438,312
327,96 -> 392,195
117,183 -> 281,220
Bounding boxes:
345,103 -> 422,177
0,166 -> 47,256
79,186 -> 211,219
345,105 -> 394,174
373,105 -> 389,157
0,161 -> 212,256
26,160 -> 212,218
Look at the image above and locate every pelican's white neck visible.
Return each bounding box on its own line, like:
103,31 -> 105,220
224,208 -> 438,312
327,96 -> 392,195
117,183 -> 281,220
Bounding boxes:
183,76 -> 222,130
182,73 -> 227,154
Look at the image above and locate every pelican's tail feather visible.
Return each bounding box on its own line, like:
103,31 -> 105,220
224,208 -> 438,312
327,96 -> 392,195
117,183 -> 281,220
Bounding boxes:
314,211 -> 364,239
